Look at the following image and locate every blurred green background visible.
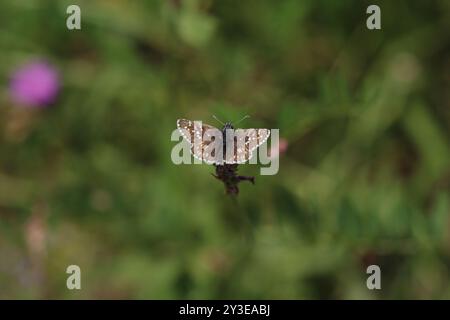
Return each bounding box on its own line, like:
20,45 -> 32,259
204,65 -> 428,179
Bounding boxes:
0,0 -> 449,299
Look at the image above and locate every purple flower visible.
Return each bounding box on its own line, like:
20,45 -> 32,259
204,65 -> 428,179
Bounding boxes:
9,60 -> 60,108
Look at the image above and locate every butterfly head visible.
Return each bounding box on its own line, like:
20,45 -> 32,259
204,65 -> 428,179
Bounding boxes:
223,122 -> 234,132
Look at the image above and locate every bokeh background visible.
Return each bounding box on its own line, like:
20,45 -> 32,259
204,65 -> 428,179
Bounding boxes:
0,0 -> 449,299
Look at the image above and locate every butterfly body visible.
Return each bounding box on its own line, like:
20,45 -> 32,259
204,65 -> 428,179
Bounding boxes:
220,122 -> 234,159
177,118 -> 269,194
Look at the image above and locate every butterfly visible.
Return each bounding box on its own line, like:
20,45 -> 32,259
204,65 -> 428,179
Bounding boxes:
176,118 -> 270,165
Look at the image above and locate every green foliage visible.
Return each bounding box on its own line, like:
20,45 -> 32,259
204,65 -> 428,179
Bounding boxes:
0,0 -> 449,299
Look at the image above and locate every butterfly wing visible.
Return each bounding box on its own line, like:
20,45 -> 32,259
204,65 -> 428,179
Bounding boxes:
177,119 -> 270,165
224,128 -> 270,164
177,119 -> 221,164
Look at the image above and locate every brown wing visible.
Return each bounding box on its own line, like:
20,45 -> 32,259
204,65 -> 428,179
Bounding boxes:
177,119 -> 221,164
224,128 -> 270,164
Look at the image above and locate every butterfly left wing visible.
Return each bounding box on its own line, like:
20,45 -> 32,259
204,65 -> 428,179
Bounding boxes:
177,119 -> 222,164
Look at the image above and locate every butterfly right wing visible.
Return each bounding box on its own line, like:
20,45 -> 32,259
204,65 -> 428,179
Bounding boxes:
224,128 -> 270,164
177,119 -> 222,164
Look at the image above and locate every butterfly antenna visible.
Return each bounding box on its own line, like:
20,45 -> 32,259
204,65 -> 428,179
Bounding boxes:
235,115 -> 250,125
212,115 -> 225,126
